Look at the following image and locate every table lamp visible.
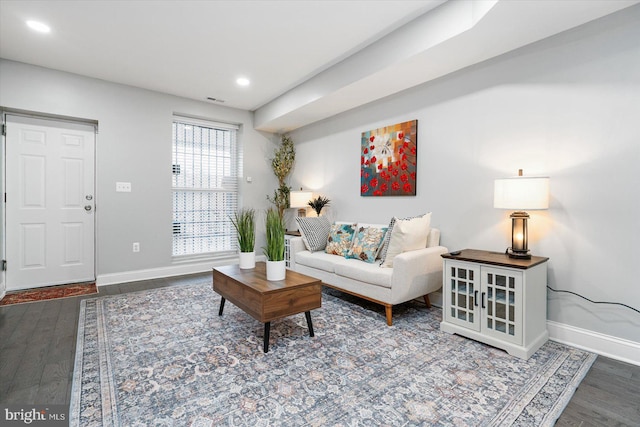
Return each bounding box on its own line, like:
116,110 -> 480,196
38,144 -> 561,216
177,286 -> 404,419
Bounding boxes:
288,189 -> 313,233
289,189 -> 313,217
494,169 -> 549,259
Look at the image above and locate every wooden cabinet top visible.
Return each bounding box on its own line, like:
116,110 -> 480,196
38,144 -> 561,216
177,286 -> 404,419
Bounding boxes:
441,249 -> 548,270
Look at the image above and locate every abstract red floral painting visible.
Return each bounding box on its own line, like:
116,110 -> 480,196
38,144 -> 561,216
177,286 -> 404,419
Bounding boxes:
360,120 -> 417,196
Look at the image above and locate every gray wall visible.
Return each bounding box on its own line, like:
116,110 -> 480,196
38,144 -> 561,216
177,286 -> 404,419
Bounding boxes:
288,8 -> 640,343
1,6 -> 638,347
0,59 -> 277,277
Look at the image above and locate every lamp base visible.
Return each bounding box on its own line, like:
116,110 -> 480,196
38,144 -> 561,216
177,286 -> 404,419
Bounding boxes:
506,248 -> 531,259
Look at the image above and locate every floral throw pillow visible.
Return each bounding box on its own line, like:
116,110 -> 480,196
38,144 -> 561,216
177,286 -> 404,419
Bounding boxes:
325,223 -> 357,256
346,226 -> 388,263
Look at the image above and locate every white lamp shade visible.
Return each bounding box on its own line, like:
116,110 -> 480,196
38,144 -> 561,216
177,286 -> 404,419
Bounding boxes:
494,177 -> 549,210
290,191 -> 313,208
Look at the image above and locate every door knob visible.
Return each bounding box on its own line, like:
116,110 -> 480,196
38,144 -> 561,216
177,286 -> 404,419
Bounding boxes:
84,205 -> 92,212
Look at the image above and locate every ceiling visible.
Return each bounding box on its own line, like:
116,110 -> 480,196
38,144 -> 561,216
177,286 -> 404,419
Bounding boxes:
1,0 -> 638,132
0,1 -> 443,109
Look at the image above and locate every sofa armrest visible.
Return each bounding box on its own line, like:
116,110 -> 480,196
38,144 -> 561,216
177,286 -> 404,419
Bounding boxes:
390,245 -> 449,303
289,236 -> 306,268
290,236 -> 306,253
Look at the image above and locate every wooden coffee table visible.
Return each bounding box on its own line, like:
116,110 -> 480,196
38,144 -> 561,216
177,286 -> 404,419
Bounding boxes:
212,262 -> 322,353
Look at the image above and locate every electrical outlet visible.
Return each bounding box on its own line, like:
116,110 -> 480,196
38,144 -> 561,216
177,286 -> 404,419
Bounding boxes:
116,182 -> 132,192
132,242 -> 140,252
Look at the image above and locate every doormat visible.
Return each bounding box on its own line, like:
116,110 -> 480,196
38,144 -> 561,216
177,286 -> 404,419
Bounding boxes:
0,282 -> 97,306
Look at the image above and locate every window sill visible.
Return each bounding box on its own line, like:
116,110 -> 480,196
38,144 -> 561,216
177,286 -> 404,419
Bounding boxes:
172,252 -> 237,265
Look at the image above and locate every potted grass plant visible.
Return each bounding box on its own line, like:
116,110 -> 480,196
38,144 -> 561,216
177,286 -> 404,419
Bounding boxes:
231,208 -> 256,269
262,207 -> 286,280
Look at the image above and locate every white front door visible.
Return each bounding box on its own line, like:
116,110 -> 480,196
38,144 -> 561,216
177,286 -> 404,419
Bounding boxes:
5,114 -> 96,291
0,126 -> 5,300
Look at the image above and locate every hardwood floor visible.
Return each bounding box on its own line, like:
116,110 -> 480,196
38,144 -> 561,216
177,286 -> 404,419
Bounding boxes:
556,356 -> 640,426
1,273 -> 638,426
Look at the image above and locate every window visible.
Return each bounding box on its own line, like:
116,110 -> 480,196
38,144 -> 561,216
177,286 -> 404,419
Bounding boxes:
172,116 -> 240,257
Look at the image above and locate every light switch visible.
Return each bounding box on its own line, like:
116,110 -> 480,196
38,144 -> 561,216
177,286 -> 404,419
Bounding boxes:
116,182 -> 132,192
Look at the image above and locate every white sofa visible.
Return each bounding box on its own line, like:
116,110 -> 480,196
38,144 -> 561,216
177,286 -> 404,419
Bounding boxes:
289,228 -> 448,326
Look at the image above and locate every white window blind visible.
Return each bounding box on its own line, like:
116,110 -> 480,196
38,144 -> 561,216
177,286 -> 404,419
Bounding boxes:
172,117 -> 240,257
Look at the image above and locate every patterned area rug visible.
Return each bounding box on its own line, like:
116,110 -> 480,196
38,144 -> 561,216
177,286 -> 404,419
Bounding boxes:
70,282 -> 595,426
0,282 -> 97,306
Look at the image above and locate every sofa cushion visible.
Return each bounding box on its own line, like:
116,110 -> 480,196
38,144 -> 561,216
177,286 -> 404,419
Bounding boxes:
378,218 -> 397,262
295,250 -> 344,273
296,216 -> 331,252
325,223 -> 357,256
379,213 -> 428,262
381,213 -> 431,268
346,225 -> 388,263
334,259 -> 393,288
350,223 -> 391,260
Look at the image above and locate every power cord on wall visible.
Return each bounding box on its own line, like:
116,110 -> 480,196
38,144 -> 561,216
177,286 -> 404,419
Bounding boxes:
547,286 -> 640,315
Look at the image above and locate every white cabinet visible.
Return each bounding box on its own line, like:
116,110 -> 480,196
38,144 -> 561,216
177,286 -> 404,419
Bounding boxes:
440,249 -> 549,359
284,233 -> 300,269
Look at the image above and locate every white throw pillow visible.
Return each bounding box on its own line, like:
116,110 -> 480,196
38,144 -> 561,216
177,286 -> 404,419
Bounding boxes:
380,213 -> 432,268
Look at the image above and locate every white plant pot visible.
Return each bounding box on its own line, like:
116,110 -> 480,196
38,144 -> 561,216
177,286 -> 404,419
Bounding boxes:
266,260 -> 286,281
238,251 -> 256,269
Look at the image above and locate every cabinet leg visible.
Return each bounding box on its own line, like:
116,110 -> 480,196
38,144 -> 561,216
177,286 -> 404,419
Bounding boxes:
218,297 -> 225,316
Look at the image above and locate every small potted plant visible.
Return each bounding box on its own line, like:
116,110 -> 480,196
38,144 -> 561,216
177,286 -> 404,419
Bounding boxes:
230,208 -> 256,269
262,208 -> 286,280
308,195 -> 331,216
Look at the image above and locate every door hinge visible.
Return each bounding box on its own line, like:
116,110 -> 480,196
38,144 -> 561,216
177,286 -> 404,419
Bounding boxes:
1,123 -> 5,136
1,260 -> 6,271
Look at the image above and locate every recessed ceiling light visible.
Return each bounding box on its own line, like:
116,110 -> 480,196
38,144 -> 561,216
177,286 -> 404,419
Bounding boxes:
236,77 -> 250,87
26,20 -> 51,33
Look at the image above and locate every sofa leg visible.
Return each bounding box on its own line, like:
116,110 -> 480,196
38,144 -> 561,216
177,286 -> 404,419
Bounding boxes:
385,305 -> 393,326
423,294 -> 432,308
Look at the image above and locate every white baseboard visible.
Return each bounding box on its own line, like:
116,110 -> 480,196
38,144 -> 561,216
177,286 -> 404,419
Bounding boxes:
97,263 -> 211,286
96,255 -> 267,287
547,320 -> 640,366
430,291 -> 443,308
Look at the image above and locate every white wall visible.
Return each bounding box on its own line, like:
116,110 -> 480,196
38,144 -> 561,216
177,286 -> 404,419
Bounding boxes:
0,60 -> 277,280
289,7 -> 640,346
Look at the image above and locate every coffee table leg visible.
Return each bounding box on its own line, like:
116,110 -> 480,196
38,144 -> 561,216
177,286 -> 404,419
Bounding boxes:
218,297 -> 225,316
264,322 -> 271,353
305,311 -> 315,337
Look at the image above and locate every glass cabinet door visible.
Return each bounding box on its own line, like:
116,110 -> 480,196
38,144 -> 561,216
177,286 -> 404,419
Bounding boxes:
445,261 -> 480,331
482,266 -> 522,344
